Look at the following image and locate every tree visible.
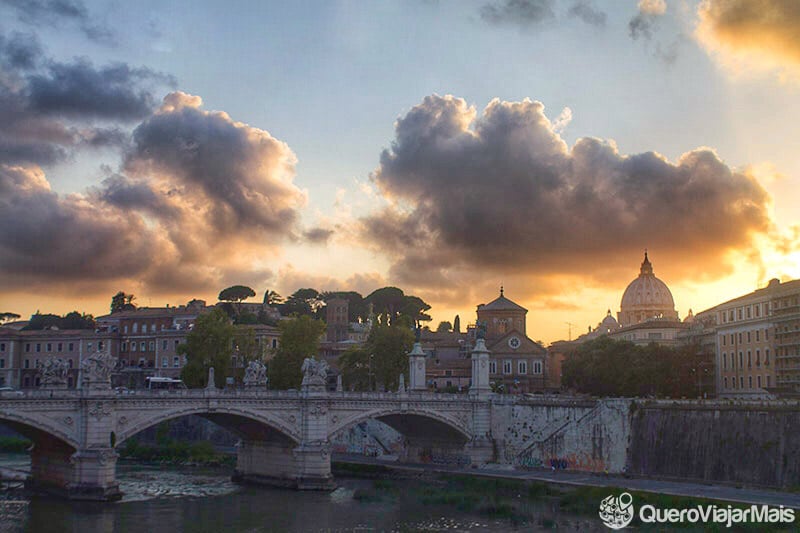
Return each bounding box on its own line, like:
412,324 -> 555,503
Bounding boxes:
231,326 -> 262,381
320,291 -> 367,322
60,311 -> 95,330
110,291 -> 136,313
263,289 -> 283,306
338,347 -> 371,391
0,312 -> 20,324
179,308 -> 235,388
436,321 -> 453,332
453,315 -> 461,333
364,287 -> 431,326
363,323 -> 414,391
279,288 -> 322,318
268,315 -> 325,389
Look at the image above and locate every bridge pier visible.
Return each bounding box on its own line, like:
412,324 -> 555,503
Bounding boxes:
27,438 -> 121,501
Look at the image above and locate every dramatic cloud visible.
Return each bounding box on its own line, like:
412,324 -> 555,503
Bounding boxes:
0,34 -> 169,166
361,95 -> 772,299
27,60 -> 173,120
696,0 -> 800,82
480,0 -> 555,28
0,90 -> 308,296
0,0 -> 115,44
567,1 -> 606,27
125,92 -> 306,236
303,227 -> 335,244
629,0 -> 666,40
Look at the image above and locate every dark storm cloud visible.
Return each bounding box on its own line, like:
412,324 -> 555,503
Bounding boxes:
27,60 -> 173,120
125,92 -> 306,236
303,227 -> 334,244
1,0 -> 115,45
480,0 -> 555,27
92,174 -> 169,216
362,95 -> 772,290
628,0 -> 666,41
0,165 -> 158,286
567,1 -> 606,27
0,32 -> 170,167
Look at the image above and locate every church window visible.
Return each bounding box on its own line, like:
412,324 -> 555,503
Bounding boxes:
518,361 -> 527,374
502,360 -> 512,374
489,361 -> 497,374
533,361 -> 543,374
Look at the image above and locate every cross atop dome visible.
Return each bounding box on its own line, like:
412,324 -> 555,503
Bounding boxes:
640,249 -> 653,276
500,285 -> 504,297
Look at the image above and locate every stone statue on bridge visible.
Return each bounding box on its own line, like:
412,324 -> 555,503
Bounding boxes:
81,349 -> 117,388
301,357 -> 329,388
243,360 -> 267,387
38,357 -> 69,387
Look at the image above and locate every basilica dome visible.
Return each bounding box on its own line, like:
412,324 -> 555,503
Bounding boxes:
618,252 -> 678,326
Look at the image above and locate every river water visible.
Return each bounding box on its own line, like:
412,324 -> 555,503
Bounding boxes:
0,455 -> 603,532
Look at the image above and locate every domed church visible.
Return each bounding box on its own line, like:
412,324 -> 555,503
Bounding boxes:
617,251 -> 679,327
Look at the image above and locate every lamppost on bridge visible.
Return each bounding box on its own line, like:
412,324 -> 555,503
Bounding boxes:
368,353 -> 374,392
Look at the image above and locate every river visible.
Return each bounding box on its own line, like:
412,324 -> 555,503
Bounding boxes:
0,454 -> 604,532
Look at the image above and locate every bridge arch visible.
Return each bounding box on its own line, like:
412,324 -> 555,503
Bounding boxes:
328,407 -> 472,445
115,406 -> 302,447
0,410 -> 79,451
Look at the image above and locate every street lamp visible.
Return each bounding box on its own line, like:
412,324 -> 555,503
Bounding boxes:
368,354 -> 374,392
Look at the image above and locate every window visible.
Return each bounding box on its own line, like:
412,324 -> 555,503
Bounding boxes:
758,375 -> 762,388
57,342 -> 62,351
149,341 -> 155,351
502,360 -> 512,374
131,342 -> 137,352
489,361 -> 497,374
0,343 -> 4,352
162,340 -> 167,350
767,375 -> 771,387
46,343 -> 52,352
175,340 -> 180,348
765,349 -> 770,365
0,377 -> 4,387
272,339 -> 277,349
740,376 -> 744,389
67,359 -> 73,368
748,376 -> 752,389
737,308 -> 743,320
162,358 -> 168,368
533,361 -> 543,374
731,353 -> 735,369
739,352 -> 743,368
746,307 -> 751,319
140,342 -> 146,351
518,360 -> 528,374
729,311 -> 734,321
122,342 -> 128,352
756,350 -> 761,366
0,358 -> 4,368
722,353 -> 727,370
151,324 -> 156,333
747,332 -> 751,343
756,330 -> 760,342
747,351 -> 752,367
755,305 -> 760,317
123,325 -> 128,334
722,336 -> 726,346
98,341 -> 104,351
730,334 -> 734,345
724,377 -> 728,389
24,359 -> 30,369
173,356 -> 180,368
36,343 -> 41,352
765,329 -> 769,341
138,358 -> 145,367
738,333 -> 742,344
445,370 -> 453,377
68,342 -> 74,351
87,342 -> 93,351
132,323 -> 138,333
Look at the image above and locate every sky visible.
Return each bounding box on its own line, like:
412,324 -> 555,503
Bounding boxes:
0,0 -> 799,343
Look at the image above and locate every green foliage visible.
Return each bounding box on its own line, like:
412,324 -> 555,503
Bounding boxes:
320,291 -> 367,322
268,315 -> 325,389
562,337 -> 711,398
338,347 -> 371,391
23,311 -> 95,330
179,308 -> 235,388
218,285 -> 256,303
119,437 -> 233,466
279,288 -> 322,317
110,291 -> 136,313
364,287 -> 431,326
0,312 -> 20,324
0,436 -> 31,452
453,315 -> 461,333
436,321 -> 452,332
262,289 -> 283,305
365,323 -> 414,391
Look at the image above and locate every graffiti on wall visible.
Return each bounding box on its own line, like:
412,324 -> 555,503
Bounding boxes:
418,449 -> 472,467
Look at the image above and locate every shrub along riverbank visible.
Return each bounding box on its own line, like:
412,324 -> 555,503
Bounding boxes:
0,437 -> 31,453
334,465 -> 797,531
119,438 -> 235,466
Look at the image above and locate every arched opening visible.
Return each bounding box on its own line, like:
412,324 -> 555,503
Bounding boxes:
114,410 -> 302,493
0,419 -> 78,497
329,411 -> 472,468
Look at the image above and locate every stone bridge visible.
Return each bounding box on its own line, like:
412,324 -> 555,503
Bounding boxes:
0,339 -> 496,500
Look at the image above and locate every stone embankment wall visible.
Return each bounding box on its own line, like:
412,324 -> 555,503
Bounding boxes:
490,397 -> 631,473
627,400 -> 800,488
